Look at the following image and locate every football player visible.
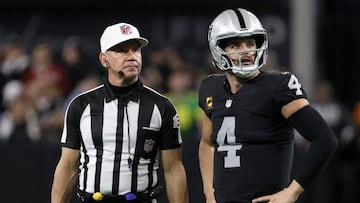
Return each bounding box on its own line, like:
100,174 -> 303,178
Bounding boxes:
198,8 -> 338,203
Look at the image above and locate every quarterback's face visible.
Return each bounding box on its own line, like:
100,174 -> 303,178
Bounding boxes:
223,37 -> 256,66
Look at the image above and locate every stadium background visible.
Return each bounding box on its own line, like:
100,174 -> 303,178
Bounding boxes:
0,0 -> 359,202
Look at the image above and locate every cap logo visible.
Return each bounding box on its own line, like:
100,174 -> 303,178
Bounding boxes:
120,25 -> 132,35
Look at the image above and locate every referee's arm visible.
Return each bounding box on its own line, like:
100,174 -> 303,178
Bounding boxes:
161,147 -> 188,203
51,147 -> 80,203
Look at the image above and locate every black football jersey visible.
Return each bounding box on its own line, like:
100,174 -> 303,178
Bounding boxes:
198,71 -> 307,202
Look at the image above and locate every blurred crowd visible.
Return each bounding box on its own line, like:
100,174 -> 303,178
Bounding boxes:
0,34 -> 104,144
0,34 -> 209,145
0,32 -> 359,202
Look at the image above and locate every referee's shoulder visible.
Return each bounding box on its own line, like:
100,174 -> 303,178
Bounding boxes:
67,84 -> 104,106
142,85 -> 174,105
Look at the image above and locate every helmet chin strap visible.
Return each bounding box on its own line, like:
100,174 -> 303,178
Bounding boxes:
229,56 -> 258,78
231,68 -> 256,78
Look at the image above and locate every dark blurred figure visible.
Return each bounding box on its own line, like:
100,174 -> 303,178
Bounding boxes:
146,45 -> 171,91
146,45 -> 191,92
61,35 -> 102,91
0,92 -> 40,144
165,68 -> 204,203
295,79 -> 356,203
346,101 -> 360,203
0,34 -> 30,113
141,65 -> 165,93
21,42 -> 70,143
166,68 -> 202,138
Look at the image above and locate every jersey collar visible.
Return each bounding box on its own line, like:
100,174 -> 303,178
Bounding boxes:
104,77 -> 143,103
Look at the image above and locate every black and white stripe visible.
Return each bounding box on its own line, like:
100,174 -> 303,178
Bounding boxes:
61,83 -> 182,195
233,8 -> 246,28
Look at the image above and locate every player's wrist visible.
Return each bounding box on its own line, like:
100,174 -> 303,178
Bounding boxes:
286,180 -> 304,198
203,187 -> 215,198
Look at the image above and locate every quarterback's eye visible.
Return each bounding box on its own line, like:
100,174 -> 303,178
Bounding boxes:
245,39 -> 256,48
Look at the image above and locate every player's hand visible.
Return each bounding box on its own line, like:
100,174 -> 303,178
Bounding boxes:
252,179 -> 303,203
251,187 -> 299,203
204,192 -> 217,203
206,197 -> 217,203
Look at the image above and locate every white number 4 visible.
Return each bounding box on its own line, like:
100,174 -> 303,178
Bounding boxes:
287,74 -> 303,95
217,117 -> 242,168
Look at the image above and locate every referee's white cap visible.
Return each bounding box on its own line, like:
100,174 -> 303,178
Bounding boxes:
100,22 -> 148,52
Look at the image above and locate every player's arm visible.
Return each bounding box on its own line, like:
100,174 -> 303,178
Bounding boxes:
161,147 -> 188,203
51,147 -> 80,203
198,112 -> 216,203
253,98 -> 338,203
286,99 -> 338,182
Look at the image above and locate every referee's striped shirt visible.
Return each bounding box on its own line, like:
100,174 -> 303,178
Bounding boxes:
60,78 -> 182,195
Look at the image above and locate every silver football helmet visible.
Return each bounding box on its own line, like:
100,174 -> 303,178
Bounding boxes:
208,8 -> 268,78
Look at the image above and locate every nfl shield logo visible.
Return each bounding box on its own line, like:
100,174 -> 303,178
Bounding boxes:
120,25 -> 132,35
144,139 -> 155,153
225,99 -> 232,108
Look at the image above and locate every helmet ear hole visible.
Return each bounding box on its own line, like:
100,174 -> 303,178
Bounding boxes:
253,34 -> 266,48
218,39 -> 228,50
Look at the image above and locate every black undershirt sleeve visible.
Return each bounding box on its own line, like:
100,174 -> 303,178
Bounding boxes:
287,105 -> 338,188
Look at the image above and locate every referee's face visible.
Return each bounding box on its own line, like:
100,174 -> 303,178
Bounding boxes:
104,40 -> 143,86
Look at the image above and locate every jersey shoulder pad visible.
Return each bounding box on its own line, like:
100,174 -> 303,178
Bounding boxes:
272,71 -> 307,107
199,74 -> 225,93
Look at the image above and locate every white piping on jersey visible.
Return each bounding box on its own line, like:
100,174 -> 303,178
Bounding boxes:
142,127 -> 160,131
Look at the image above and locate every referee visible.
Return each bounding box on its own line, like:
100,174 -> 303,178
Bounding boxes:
51,22 -> 188,203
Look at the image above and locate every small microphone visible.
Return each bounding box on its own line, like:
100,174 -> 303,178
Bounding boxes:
117,70 -> 124,77
105,59 -> 124,77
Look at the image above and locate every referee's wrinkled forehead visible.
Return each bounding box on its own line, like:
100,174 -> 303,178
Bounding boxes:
100,22 -> 148,52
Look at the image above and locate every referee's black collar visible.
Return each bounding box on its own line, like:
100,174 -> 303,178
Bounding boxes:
104,77 -> 143,103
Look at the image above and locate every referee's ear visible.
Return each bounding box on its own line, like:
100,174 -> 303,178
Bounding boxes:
99,52 -> 108,68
